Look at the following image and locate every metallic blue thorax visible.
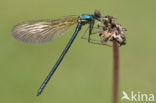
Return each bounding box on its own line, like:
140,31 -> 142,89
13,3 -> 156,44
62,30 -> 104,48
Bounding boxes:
81,14 -> 93,19
80,14 -> 94,24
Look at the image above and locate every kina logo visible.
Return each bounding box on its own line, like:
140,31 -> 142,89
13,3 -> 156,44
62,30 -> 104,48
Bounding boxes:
121,91 -> 154,102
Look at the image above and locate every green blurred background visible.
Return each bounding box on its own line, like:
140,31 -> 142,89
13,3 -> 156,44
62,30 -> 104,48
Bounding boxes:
0,0 -> 156,103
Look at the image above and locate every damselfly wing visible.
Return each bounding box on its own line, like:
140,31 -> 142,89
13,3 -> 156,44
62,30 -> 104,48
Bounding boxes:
12,16 -> 79,43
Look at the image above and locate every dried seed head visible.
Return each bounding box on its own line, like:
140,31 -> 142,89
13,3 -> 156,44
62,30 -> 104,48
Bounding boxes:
99,16 -> 127,46
99,30 -> 112,41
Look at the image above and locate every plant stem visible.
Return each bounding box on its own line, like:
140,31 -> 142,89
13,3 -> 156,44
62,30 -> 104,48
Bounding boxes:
112,42 -> 119,103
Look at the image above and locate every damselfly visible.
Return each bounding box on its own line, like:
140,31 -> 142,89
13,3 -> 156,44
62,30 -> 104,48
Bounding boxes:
12,10 -> 104,96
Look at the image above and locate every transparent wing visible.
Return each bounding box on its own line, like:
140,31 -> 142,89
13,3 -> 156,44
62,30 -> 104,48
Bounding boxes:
12,16 -> 79,43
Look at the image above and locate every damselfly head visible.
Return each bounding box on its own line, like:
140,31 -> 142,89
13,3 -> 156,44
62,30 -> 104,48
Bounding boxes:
94,10 -> 101,18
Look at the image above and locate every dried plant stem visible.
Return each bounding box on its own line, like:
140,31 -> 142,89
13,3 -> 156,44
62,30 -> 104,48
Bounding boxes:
112,41 -> 119,103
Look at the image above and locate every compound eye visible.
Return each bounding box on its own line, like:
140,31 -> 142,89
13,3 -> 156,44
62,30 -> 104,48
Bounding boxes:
94,10 -> 101,18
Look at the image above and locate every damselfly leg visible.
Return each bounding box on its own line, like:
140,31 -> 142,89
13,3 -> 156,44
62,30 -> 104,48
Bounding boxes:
81,22 -> 112,46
